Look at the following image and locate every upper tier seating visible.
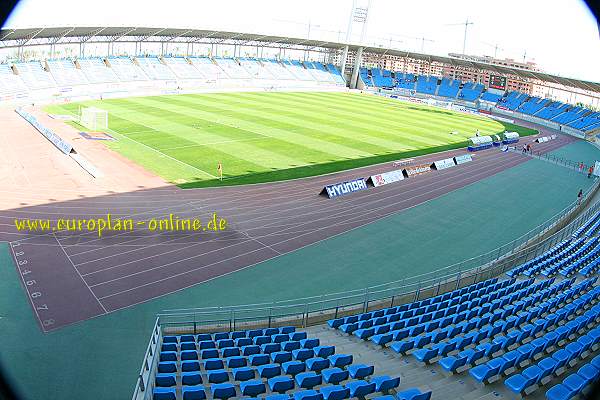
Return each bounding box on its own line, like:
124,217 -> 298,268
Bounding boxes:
326,64 -> 346,84
395,73 -> 416,90
479,91 -> 503,102
0,64 -> 29,96
77,58 -> 119,83
458,82 -> 484,101
47,59 -> 88,86
551,106 -> 588,124
437,78 -> 461,98
536,101 -> 569,120
516,96 -> 550,115
568,112 -> 600,131
188,57 -> 224,80
283,60 -> 315,81
162,57 -> 205,80
14,61 -> 57,89
497,91 -> 528,110
135,57 -> 177,80
261,59 -> 296,80
371,69 -> 394,87
415,76 -> 437,95
359,68 -> 374,87
239,58 -> 274,80
108,57 -> 148,81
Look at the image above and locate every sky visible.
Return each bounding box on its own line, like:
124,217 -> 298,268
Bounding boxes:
3,0 -> 600,82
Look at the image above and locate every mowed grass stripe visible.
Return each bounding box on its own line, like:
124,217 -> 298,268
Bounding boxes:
131,96 -> 345,166
239,91 -> 483,146
289,92 -> 502,136
221,92 -> 437,150
106,98 -> 308,171
170,94 -> 405,154
148,94 -> 371,158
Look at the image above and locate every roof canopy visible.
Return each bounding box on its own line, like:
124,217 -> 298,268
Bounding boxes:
1,26 -> 598,92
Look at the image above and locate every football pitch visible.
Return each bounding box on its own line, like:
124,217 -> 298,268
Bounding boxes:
45,91 -> 537,187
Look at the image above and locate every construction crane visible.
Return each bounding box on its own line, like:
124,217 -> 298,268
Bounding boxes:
483,42 -> 504,58
391,34 -> 434,52
445,19 -> 474,55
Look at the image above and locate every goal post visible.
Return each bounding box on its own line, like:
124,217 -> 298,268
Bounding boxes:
80,107 -> 108,131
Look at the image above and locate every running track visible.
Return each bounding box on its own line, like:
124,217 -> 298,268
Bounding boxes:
0,128 -> 576,331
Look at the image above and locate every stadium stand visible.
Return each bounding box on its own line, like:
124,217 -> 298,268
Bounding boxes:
395,73 -> 416,90
371,68 -> 394,87
415,75 -> 437,95
497,91 -> 528,110
262,59 -> 296,80
552,106 -> 589,124
13,61 -> 57,89
107,57 -> 148,81
516,96 -> 550,115
536,101 -> 570,120
188,57 -> 224,80
162,57 -> 205,80
77,58 -> 119,83
437,78 -> 460,98
284,60 -> 316,81
325,64 -> 346,84
0,63 -> 29,97
568,111 -> 600,131
47,59 -> 88,87
151,326 -> 424,400
480,91 -> 503,103
213,57 -> 252,79
135,56 -> 177,80
457,82 -> 484,101
239,58 -> 274,80
359,68 -> 374,87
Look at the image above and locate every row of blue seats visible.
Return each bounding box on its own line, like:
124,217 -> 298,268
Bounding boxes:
160,340 -> 324,365
541,238 -> 599,277
406,278 -> 577,362
162,333 -> 310,352
469,284 -> 599,385
154,373 -> 416,400
558,241 -> 600,277
458,83 -> 484,101
341,279 -> 518,341
522,238 -> 586,277
156,356 -> 374,387
545,354 -> 600,400
438,279 -> 598,375
573,210 -> 600,239
158,354 -> 361,383
328,278 -> 499,329
368,279 -> 546,348
163,326 -> 296,344
507,239 -> 572,277
162,339 -> 323,359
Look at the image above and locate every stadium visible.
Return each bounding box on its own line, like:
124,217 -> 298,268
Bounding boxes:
0,1 -> 600,400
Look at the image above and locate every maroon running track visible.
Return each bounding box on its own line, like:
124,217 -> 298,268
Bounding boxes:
0,128 -> 577,331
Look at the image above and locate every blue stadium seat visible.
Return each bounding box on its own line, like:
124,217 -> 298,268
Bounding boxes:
232,367 -> 255,382
258,363 -> 282,379
268,376 -> 295,393
345,380 -> 375,398
322,367 -> 349,385
182,386 -> 206,400
210,383 -> 236,399
153,387 -> 176,400
283,360 -> 306,376
396,388 -> 432,400
296,371 -> 323,389
240,380 -> 267,397
319,385 -> 350,400
293,389 -> 323,400
181,372 -> 202,386
347,364 -> 374,379
207,370 -> 229,384
371,375 -> 400,392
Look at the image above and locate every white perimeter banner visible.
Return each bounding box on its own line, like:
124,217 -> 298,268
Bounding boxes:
594,161 -> 600,177
371,169 -> 405,187
433,158 -> 456,170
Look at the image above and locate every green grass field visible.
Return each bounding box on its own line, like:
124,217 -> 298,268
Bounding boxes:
45,91 -> 537,187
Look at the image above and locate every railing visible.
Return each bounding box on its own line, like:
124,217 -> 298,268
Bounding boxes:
132,317 -> 161,400
156,177 -> 600,335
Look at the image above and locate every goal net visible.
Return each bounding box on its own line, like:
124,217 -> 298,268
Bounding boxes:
80,107 -> 108,131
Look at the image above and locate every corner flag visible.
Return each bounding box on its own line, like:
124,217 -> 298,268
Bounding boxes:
217,162 -> 223,181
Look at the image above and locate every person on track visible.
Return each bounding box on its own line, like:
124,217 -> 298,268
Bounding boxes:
578,189 -> 583,205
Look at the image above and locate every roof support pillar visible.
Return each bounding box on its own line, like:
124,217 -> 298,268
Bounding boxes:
350,46 -> 363,89
339,45 -> 349,76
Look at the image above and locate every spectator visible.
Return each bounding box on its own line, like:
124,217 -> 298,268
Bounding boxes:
578,189 -> 583,205
588,165 -> 594,178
